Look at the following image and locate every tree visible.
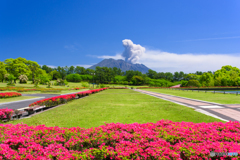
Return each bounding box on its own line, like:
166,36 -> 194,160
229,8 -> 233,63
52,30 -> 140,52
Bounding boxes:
7,74 -> 16,85
75,66 -> 86,75
68,66 -> 75,74
146,69 -> 157,79
187,79 -> 201,87
173,72 -> 179,81
0,61 -> 7,82
50,70 -> 61,80
165,72 -> 173,81
200,72 -> 214,87
85,68 -> 94,75
156,72 -> 165,79
179,71 -> 185,80
66,74 -> 82,82
131,75 -> 144,85
26,60 -> 40,83
41,65 -> 53,73
57,66 -> 67,79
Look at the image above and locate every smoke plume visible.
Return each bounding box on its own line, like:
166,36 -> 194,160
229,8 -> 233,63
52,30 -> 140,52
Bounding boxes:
122,39 -> 145,64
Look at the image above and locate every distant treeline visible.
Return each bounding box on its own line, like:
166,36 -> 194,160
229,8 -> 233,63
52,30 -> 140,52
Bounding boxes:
0,57 -> 240,87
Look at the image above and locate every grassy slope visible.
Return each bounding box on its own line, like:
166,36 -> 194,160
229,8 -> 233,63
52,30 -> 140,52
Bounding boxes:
0,96 -> 40,103
143,89 -> 240,104
8,89 -> 223,128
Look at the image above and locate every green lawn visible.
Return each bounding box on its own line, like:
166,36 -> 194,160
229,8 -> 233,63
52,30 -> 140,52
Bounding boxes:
0,81 -> 146,89
0,96 -> 40,103
8,89 -> 223,128
142,89 -> 240,104
18,89 -> 89,95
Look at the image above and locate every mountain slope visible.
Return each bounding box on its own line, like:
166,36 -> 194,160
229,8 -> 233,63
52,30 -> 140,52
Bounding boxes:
89,59 -> 150,73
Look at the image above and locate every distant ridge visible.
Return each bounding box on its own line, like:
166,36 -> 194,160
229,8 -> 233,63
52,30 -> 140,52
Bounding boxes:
89,58 -> 150,73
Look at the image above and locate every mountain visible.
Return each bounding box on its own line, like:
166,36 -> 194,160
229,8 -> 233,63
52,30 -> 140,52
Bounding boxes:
89,59 -> 150,73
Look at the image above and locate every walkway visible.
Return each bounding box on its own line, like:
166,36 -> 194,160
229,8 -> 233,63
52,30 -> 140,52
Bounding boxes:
0,94 -> 60,110
135,89 -> 240,122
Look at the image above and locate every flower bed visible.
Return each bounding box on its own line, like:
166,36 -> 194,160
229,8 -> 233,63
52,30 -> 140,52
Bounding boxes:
29,88 -> 108,108
0,120 -> 240,159
0,92 -> 22,98
0,108 -> 14,121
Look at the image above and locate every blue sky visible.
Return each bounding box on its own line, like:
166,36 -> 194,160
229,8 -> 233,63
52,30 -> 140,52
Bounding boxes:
0,0 -> 240,72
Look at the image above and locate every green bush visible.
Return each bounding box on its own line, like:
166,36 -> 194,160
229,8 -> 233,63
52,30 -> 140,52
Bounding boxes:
66,74 -> 82,82
187,79 -> 201,87
81,82 -> 89,88
100,84 -> 105,88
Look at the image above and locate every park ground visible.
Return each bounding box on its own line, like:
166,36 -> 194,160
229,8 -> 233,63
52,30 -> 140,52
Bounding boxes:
8,89 -> 223,128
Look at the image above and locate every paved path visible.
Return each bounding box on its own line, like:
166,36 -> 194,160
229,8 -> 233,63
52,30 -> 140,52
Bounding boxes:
135,89 -> 240,122
0,94 -> 60,110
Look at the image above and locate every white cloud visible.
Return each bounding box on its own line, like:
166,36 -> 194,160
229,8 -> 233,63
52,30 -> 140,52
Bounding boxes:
94,39 -> 240,73
138,50 -> 240,73
74,64 -> 92,68
96,50 -> 240,73
97,54 -> 124,60
46,65 -> 57,68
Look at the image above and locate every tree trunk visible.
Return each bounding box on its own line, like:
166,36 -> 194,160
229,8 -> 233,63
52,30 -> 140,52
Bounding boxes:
32,73 -> 35,83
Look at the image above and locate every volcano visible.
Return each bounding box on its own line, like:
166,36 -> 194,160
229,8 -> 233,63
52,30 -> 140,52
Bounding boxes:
89,58 -> 150,73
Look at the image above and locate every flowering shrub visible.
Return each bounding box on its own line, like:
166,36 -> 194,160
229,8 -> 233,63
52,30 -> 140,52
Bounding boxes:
0,108 -> 14,121
29,88 -> 108,107
0,120 -> 240,159
29,94 -> 76,107
0,92 -> 22,98
18,74 -> 28,83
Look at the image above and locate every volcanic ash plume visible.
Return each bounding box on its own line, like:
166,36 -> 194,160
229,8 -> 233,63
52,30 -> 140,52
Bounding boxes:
122,39 -> 145,64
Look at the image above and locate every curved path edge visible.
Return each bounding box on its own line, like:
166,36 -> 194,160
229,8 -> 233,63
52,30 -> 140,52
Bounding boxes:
135,89 -> 240,122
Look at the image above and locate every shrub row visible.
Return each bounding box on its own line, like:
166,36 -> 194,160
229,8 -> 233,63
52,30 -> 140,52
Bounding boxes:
29,88 -> 107,108
0,120 -> 240,159
0,92 -> 22,98
0,108 -> 14,121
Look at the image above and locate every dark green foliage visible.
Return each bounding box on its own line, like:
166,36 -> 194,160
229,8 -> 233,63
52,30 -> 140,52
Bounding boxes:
66,74 -> 82,82
186,79 -> 201,87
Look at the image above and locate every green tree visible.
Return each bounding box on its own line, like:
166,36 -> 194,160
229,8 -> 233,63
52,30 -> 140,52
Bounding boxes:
4,58 -> 31,83
187,79 -> 201,87
131,75 -> 144,85
57,66 -> 67,79
0,61 -> 7,82
41,65 -> 53,73
146,69 -> 157,79
200,72 -> 214,87
75,66 -> 86,75
27,60 -> 41,83
68,66 -> 75,74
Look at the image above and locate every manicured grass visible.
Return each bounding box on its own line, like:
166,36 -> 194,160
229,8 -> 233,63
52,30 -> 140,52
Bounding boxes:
8,89 -> 223,128
18,89 -> 89,95
0,81 -> 146,89
0,96 -> 40,103
143,89 -> 240,104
